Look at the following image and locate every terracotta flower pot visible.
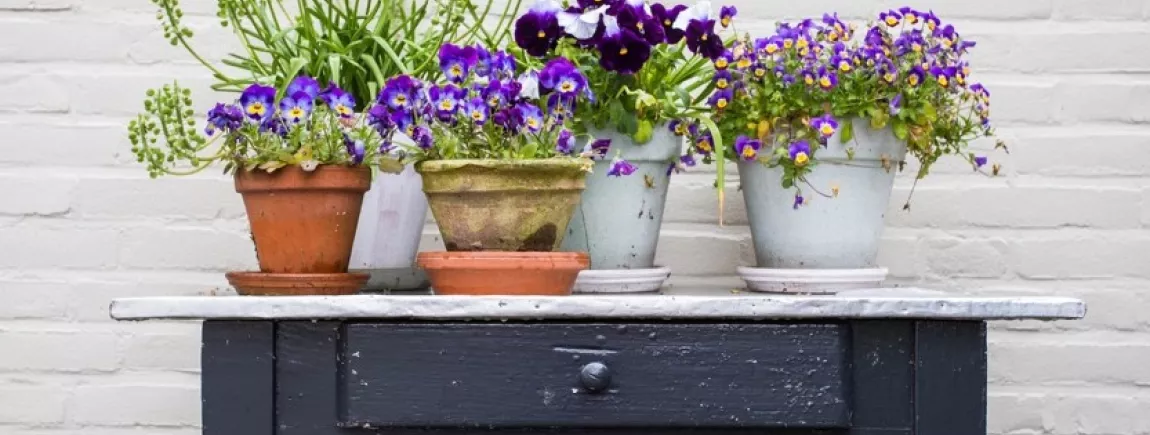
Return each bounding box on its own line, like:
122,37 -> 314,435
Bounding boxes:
416,159 -> 590,252
235,165 -> 371,274
417,252 -> 589,295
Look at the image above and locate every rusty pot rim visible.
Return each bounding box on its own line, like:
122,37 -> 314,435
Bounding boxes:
415,158 -> 592,174
234,164 -> 371,193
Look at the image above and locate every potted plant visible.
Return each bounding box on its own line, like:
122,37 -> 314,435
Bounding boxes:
128,78 -> 390,295
700,8 -> 1001,293
371,44 -> 596,296
512,0 -> 726,293
141,0 -> 519,292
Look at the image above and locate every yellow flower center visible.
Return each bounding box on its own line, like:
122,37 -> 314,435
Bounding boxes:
928,21 -> 937,31
538,30 -> 546,38
716,98 -> 728,109
754,68 -> 766,78
799,47 -> 810,56
450,65 -> 463,77
637,22 -> 645,30
526,118 -> 539,129
938,76 -> 949,86
289,107 -> 304,119
908,75 -> 919,86
741,146 -> 756,158
797,38 -> 809,49
440,100 -> 455,110
956,74 -> 966,85
697,140 -> 712,152
819,124 -> 835,136
828,32 -> 839,42
805,75 -> 815,85
795,152 -> 809,165
716,79 -> 729,89
560,81 -> 575,92
963,66 -> 971,76
885,17 -> 899,26
247,102 -> 265,116
394,94 -> 407,105
783,38 -> 794,48
664,19 -> 672,26
884,72 -> 895,83
701,34 -> 708,41
336,105 -> 352,116
839,61 -> 851,72
737,58 -> 751,69
906,13 -> 918,23
620,47 -> 629,55
715,58 -> 729,69
721,17 -> 730,27
766,44 -> 779,54
819,76 -> 832,88
472,110 -> 484,121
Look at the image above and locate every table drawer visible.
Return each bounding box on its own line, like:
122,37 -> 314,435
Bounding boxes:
341,323 -> 848,428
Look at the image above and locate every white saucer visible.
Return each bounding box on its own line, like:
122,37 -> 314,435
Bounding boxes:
736,267 -> 888,294
572,267 -> 672,294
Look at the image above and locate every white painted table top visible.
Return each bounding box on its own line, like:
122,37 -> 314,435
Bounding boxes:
110,288 -> 1085,321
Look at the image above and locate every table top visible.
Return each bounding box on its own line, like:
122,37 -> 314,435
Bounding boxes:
110,288 -> 1086,321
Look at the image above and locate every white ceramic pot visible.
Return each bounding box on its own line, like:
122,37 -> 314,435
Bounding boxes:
349,164 -> 430,291
737,118 -> 906,293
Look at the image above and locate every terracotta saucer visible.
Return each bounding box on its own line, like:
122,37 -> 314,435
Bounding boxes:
417,252 -> 589,296
225,271 -> 370,296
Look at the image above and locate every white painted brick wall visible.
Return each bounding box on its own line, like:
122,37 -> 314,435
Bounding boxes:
0,0 -> 1145,433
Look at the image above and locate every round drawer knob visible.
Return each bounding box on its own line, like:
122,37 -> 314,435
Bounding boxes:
579,362 -> 612,393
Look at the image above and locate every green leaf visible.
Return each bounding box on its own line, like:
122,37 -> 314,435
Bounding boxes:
781,177 -> 794,189
923,102 -> 938,122
371,35 -> 413,75
840,119 -> 854,144
892,119 -> 909,141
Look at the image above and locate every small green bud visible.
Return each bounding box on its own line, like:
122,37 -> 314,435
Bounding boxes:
181,28 -> 193,37
146,89 -> 156,97
632,119 -> 654,144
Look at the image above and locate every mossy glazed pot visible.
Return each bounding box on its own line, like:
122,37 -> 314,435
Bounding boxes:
416,159 -> 590,252
234,165 -> 371,274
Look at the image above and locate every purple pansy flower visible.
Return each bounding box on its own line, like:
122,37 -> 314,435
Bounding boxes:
889,94 -> 903,116
597,24 -> 652,74
539,57 -> 588,96
429,84 -> 466,122
239,83 -> 276,122
782,73 -> 796,86
680,153 -> 697,167
734,136 -> 761,161
899,7 -> 920,24
793,193 -> 804,209
816,66 -> 838,90
204,103 -> 243,135
472,46 -> 494,78
379,75 -> 421,111
713,69 -> 733,89
708,88 -> 733,110
556,129 -> 576,154
514,0 -> 563,57
492,50 -> 518,78
669,119 -> 690,136
684,18 -> 723,59
412,125 -> 434,149
514,102 -> 546,133
279,91 -> 314,124
974,155 -> 988,168
547,93 -> 575,122
719,5 -> 737,28
789,140 -> 811,166
367,104 -> 394,134
907,66 -> 926,87
391,110 -> 416,137
465,97 -> 489,125
694,132 -> 714,155
811,114 -> 838,140
879,9 -> 902,27
259,116 -> 288,136
923,10 -> 941,31
286,76 -> 320,100
930,65 -> 956,87
588,138 -> 612,159
607,158 -> 638,177
439,44 -> 478,83
343,135 -> 366,164
320,84 -> 356,118
756,36 -> 783,56
651,3 -> 688,43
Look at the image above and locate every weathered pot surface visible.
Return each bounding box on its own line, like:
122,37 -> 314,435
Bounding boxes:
416,159 -> 590,252
740,118 -> 908,269
417,252 -> 588,295
562,126 -> 680,271
235,164 -> 371,274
